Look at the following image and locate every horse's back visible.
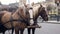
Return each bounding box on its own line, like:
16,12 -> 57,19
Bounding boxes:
0,11 -> 12,28
0,11 -> 7,16
1,12 -> 11,22
0,11 -> 9,33
0,11 -> 8,21
0,11 -> 11,22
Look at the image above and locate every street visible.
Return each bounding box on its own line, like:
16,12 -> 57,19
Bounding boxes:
0,21 -> 60,34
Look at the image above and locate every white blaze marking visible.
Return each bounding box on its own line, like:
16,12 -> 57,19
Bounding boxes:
28,4 -> 41,25
29,9 -> 34,25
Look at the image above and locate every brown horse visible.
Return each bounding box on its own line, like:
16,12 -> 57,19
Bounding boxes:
0,6 -> 30,34
27,4 -> 48,34
0,11 -> 15,34
0,4 -> 48,34
0,11 -> 8,34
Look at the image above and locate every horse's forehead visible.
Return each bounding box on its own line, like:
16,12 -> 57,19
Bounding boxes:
33,5 -> 40,10
33,4 -> 40,7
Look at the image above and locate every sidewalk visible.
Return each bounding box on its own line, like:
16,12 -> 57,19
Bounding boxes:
38,20 -> 60,24
47,21 -> 59,22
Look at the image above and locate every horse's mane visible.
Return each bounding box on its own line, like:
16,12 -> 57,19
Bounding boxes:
32,4 -> 41,17
13,7 -> 28,21
14,7 -> 25,14
32,3 -> 45,20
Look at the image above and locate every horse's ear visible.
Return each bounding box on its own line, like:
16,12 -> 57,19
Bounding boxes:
24,4 -> 27,7
40,4 -> 42,7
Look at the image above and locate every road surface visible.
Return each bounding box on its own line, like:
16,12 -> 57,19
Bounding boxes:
0,22 -> 60,34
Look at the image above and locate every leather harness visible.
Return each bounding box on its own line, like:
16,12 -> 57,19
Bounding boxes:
1,11 -> 28,29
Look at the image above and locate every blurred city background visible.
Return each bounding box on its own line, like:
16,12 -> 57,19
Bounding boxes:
0,0 -> 60,34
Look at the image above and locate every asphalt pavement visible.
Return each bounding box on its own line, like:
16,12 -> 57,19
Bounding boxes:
0,21 -> 60,34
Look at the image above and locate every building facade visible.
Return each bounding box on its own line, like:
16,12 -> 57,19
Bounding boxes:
45,0 -> 58,15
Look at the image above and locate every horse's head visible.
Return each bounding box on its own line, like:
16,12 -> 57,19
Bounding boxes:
38,5 -> 48,21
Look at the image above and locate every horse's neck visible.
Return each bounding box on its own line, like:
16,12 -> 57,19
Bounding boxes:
13,7 -> 27,19
33,5 -> 40,20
